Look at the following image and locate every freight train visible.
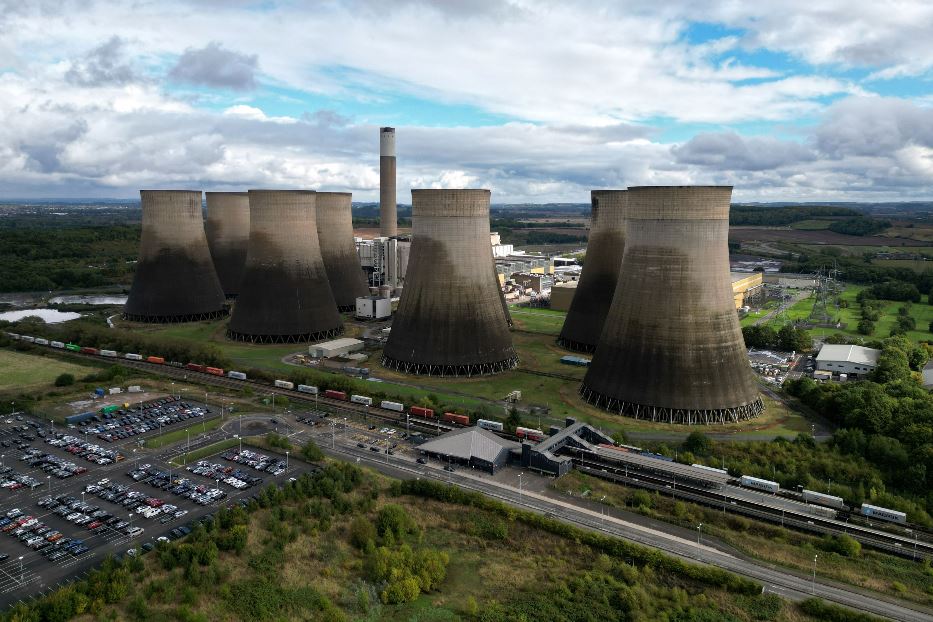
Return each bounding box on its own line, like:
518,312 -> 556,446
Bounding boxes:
5,331 -> 483,434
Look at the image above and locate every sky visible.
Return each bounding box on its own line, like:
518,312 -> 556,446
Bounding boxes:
1,0 -> 932,203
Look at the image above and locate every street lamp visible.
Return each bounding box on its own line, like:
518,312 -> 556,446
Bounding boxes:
811,554 -> 818,595
697,523 -> 702,548
47,475 -> 51,494
518,473 -> 523,500
18,555 -> 24,585
185,428 -> 189,465
285,451 -> 289,472
235,434 -> 241,453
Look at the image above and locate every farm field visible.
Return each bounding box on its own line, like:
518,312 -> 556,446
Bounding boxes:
871,259 -> 933,273
789,219 -> 832,230
0,349 -> 94,392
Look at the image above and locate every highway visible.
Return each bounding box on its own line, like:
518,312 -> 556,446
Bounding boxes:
300,426 -> 933,622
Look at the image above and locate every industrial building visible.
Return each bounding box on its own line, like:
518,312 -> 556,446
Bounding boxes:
581,186 -> 763,424
510,272 -> 553,296
558,190 -> 627,352
815,344 -> 879,378
382,189 -> 518,376
356,236 -> 410,289
519,420 -> 615,476
309,337 -> 364,359
731,272 -> 764,308
316,192 -> 370,311
763,273 -> 818,289
380,127 -> 397,237
204,192 -> 250,298
417,427 -> 519,473
124,190 -> 227,323
355,295 -> 391,320
227,190 -> 343,343
490,232 -> 514,258
549,281 -> 577,312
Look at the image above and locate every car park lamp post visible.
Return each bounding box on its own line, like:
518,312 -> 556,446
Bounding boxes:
18,555 -> 23,584
47,475 -> 51,494
285,451 -> 289,471
518,473 -> 523,501
811,554 -> 818,595
235,434 -> 241,453
185,429 -> 189,465
697,523 -> 702,548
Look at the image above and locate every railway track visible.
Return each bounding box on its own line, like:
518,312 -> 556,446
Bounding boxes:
573,458 -> 933,561
57,351 -> 456,437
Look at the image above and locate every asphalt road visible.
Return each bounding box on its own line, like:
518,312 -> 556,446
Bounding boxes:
300,424 -> 932,622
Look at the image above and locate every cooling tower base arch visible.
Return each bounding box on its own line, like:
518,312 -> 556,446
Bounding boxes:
381,355 -> 518,378
579,384 -> 764,425
226,325 -> 344,344
555,337 -> 597,354
123,309 -> 228,324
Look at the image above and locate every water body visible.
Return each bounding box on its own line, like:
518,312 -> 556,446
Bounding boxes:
49,295 -> 127,305
0,309 -> 82,323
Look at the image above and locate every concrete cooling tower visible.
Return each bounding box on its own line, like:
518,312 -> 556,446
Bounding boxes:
382,189 -> 517,376
580,186 -> 762,424
316,192 -> 369,311
124,190 -> 227,323
205,192 -> 250,298
557,190 -> 627,352
227,190 -> 343,343
380,127 -> 397,237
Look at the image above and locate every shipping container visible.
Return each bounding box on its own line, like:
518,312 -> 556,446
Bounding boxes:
50,341 -> 65,349
65,343 -> 80,351
7,333 -> 20,340
691,463 -> 729,476
442,412 -> 470,426
109,387 -> 122,395
79,347 -> 99,355
34,338 -> 49,346
186,363 -> 206,373
802,489 -> 846,510
297,384 -> 318,395
860,503 -> 907,524
515,426 -> 546,441
146,356 -> 165,364
477,419 -> 504,432
128,385 -> 142,393
409,406 -> 434,418
100,405 -> 120,414
350,394 -> 373,406
380,400 -> 404,412
324,389 -> 347,401
227,371 -> 247,381
20,335 -> 35,343
100,350 -> 117,358
125,353 -> 143,360
205,367 -> 224,376
273,380 -> 295,390
740,475 -> 780,494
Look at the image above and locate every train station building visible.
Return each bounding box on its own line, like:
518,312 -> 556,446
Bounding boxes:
416,427 -> 519,473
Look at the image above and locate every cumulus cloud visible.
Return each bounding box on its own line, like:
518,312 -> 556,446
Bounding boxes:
64,37 -> 138,87
169,42 -> 258,90
672,132 -> 815,171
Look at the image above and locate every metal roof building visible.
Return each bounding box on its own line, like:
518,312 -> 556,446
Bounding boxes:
417,427 -> 519,473
815,344 -> 880,377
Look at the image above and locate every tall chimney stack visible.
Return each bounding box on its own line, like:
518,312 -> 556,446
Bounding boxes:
380,127 -> 397,237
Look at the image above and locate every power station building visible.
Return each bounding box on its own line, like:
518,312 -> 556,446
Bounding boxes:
382,189 -> 518,376
580,186 -> 762,424
227,190 -> 343,343
316,192 -> 370,311
558,190 -> 627,352
204,191 -> 250,298
124,190 -> 227,323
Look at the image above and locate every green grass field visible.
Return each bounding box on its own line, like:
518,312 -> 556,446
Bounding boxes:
144,416 -> 226,448
790,219 -> 832,230
760,284 -> 933,343
871,258 -> 933,273
0,349 -> 94,392
799,243 -> 933,256
740,300 -> 779,326
508,305 -> 567,335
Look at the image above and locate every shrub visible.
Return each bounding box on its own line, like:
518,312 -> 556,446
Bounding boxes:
54,373 -> 75,387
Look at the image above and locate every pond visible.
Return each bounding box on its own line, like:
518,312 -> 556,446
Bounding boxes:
0,309 -> 83,324
49,295 -> 127,305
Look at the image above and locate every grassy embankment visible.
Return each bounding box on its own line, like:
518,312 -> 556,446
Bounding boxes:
0,349 -> 93,392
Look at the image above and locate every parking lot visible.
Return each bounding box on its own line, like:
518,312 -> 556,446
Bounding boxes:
0,409 -> 304,608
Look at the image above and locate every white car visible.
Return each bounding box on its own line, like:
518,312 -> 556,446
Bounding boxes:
127,526 -> 144,537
